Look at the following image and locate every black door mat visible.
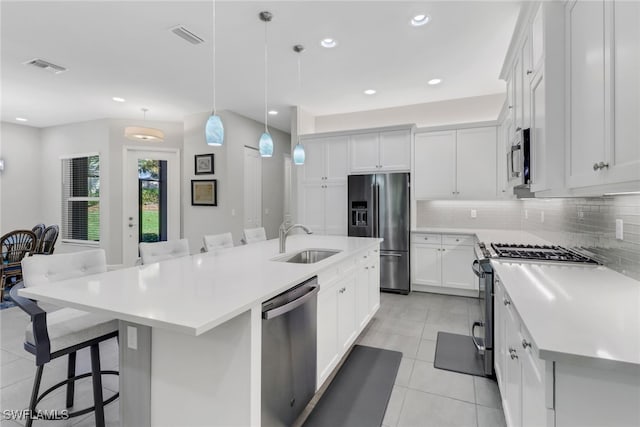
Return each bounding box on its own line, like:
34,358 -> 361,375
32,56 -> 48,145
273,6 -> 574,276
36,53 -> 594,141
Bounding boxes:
303,345 -> 402,427
434,332 -> 486,377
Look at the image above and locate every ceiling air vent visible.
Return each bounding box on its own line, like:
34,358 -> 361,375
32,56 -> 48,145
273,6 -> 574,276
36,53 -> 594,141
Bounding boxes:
170,25 -> 205,45
23,58 -> 68,74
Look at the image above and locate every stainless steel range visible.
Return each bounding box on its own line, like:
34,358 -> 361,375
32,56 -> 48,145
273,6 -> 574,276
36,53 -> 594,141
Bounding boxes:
471,242 -> 598,376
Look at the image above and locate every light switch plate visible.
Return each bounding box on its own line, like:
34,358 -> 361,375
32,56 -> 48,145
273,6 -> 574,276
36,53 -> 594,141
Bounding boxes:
616,219 -> 624,240
540,211 -> 545,223
127,326 -> 138,350
524,209 -> 529,219
470,209 -> 477,219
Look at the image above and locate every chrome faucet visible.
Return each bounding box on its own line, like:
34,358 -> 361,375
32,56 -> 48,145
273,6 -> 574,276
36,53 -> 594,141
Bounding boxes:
279,222 -> 313,253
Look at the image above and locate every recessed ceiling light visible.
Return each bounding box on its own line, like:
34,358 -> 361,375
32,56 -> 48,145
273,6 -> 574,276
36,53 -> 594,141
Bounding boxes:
112,97 -> 126,103
364,89 -> 377,95
15,117 -> 28,122
411,14 -> 431,27
321,38 -> 337,48
268,110 -> 278,115
428,78 -> 442,85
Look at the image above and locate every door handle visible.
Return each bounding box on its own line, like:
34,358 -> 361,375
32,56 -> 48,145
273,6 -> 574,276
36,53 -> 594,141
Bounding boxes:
262,285 -> 319,320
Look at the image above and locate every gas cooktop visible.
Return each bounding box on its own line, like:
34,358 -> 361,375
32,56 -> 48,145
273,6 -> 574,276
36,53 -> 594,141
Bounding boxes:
489,243 -> 599,264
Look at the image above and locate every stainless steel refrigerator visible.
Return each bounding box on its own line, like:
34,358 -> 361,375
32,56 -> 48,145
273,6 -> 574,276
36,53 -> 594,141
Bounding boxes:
348,173 -> 410,294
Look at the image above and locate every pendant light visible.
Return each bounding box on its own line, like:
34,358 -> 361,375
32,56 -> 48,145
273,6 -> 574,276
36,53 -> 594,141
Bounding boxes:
125,108 -> 164,142
292,44 -> 306,165
205,0 -> 224,146
258,11 -> 274,157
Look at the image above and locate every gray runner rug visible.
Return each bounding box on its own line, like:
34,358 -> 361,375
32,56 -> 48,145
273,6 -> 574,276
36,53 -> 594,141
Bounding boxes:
303,345 -> 402,427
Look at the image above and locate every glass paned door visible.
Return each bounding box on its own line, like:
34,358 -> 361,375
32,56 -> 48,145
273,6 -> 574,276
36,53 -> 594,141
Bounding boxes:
138,159 -> 167,243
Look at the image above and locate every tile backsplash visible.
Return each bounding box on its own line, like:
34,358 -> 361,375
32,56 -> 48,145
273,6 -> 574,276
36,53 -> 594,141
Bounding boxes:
416,195 -> 640,280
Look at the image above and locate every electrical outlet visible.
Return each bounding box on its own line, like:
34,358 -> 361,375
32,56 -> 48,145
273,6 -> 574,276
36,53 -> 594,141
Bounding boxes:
578,211 -> 584,220
231,208 -> 236,217
127,326 -> 138,350
524,209 -> 529,219
616,219 -> 624,240
470,209 -> 477,219
540,211 -> 545,223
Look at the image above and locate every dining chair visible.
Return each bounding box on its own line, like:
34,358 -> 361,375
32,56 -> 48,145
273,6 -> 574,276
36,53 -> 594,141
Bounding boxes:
37,224 -> 59,255
202,232 -> 234,252
31,223 -> 45,250
9,249 -> 118,427
0,229 -> 37,301
242,227 -> 267,244
139,239 -> 190,264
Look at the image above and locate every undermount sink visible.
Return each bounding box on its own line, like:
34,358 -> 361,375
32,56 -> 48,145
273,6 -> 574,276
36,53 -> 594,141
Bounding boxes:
273,249 -> 342,264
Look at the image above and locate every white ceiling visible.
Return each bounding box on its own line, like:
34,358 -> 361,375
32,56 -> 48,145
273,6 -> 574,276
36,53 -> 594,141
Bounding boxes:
1,1 -> 520,132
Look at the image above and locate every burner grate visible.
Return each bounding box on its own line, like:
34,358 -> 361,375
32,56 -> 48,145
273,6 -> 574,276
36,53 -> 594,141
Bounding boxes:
490,243 -> 598,264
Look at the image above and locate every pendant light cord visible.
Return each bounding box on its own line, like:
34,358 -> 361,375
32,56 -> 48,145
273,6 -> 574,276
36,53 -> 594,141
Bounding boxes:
264,18 -> 268,133
212,0 -> 217,115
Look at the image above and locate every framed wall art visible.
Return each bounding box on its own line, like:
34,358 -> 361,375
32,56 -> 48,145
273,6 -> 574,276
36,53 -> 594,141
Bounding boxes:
191,179 -> 217,206
194,153 -> 214,175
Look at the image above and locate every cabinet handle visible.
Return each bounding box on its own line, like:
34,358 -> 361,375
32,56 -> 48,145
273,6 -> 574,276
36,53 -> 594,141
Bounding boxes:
509,348 -> 519,360
455,239 -> 460,242
371,266 -> 375,269
593,162 -> 600,171
508,105 -> 513,110
503,298 -> 511,306
598,162 -> 609,170
424,237 -> 429,240
522,339 -> 531,349
526,70 -> 533,75
365,266 -> 369,270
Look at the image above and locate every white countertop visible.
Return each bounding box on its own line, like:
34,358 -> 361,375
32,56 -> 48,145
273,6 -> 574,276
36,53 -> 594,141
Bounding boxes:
20,235 -> 381,336
412,227 -> 550,245
491,261 -> 640,367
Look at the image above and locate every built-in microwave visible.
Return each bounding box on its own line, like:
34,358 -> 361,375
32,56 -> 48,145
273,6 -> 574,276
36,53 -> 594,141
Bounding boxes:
507,128 -> 530,186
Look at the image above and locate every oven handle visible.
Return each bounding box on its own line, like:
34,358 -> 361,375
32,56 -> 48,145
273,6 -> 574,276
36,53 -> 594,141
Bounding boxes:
471,321 -> 485,354
472,259 -> 484,278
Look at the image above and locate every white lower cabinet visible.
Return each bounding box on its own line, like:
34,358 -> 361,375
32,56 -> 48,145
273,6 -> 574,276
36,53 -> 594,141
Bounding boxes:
316,246 -> 380,388
411,233 -> 476,294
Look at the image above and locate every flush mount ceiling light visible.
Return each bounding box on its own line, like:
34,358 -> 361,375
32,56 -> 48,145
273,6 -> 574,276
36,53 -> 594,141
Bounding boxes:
411,14 -> 431,27
15,117 -> 28,122
258,11 -> 274,157
268,110 -> 278,115
428,78 -> 442,85
320,38 -> 337,48
364,89 -> 377,95
293,44 -> 306,166
112,97 -> 126,103
125,108 -> 165,142
205,0 -> 224,146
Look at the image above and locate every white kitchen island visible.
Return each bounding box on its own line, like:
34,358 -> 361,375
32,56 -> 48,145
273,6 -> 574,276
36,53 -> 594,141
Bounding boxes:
19,235 -> 382,427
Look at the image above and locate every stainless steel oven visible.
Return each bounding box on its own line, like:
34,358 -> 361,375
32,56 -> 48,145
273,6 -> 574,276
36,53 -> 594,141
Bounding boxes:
471,244 -> 494,377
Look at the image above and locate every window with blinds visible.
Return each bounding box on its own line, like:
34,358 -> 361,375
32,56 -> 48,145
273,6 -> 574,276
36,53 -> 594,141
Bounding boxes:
61,154 -> 100,243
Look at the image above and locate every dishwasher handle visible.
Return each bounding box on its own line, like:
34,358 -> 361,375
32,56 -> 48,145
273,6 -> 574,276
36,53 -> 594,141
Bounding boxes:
262,285 -> 319,320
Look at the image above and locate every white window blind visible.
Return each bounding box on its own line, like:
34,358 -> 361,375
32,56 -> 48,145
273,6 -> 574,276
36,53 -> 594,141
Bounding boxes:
61,155 -> 100,243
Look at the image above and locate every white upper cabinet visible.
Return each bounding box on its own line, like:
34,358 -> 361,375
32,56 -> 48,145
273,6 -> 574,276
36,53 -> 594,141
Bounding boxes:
349,129 -> 411,173
414,131 -> 456,199
567,0 -> 640,190
414,126 -> 497,200
531,5 -> 544,73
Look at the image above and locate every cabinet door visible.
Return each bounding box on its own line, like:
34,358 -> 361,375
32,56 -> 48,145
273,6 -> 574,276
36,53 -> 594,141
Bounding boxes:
355,254 -> 371,329
567,0 -> 606,188
521,35 -> 532,130
300,138 -> 326,182
606,0 -> 640,184
530,72 -> 548,192
494,279 -> 506,393
503,299 -> 522,427
411,244 -> 441,286
521,343 -> 547,427
513,53 -> 523,132
441,244 -> 475,290
316,283 -> 339,388
532,5 -> 544,73
379,130 -> 411,172
349,133 -> 379,173
323,181 -> 347,236
299,183 -> 325,234
325,136 -> 349,181
337,274 -> 357,353
414,131 -> 456,199
456,127 -> 497,199
368,254 -> 380,313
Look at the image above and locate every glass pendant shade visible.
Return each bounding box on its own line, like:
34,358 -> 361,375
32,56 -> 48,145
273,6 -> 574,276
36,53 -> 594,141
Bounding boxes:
293,143 -> 305,165
205,114 -> 224,146
259,132 -> 274,157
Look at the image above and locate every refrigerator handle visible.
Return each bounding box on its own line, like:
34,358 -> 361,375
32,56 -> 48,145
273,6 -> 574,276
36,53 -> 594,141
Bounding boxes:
373,181 -> 380,238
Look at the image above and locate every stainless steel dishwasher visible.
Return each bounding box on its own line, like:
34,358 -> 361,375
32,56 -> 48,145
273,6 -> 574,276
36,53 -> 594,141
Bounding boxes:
262,276 -> 319,427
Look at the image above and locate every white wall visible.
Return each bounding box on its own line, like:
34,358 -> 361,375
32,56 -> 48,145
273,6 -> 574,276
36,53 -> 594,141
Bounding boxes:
183,110 -> 290,253
313,93 -> 505,133
0,122 -> 42,233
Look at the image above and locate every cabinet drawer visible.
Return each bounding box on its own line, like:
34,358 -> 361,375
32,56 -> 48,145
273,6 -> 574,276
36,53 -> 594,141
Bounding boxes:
442,234 -> 475,246
411,233 -> 442,244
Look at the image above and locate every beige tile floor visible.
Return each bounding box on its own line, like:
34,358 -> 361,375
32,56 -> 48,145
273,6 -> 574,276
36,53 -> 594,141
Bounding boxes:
1,291 -> 505,427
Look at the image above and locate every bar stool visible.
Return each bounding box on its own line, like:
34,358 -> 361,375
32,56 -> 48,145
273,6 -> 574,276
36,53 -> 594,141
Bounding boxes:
138,239 -> 190,264
242,227 -> 267,244
202,232 -> 234,252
